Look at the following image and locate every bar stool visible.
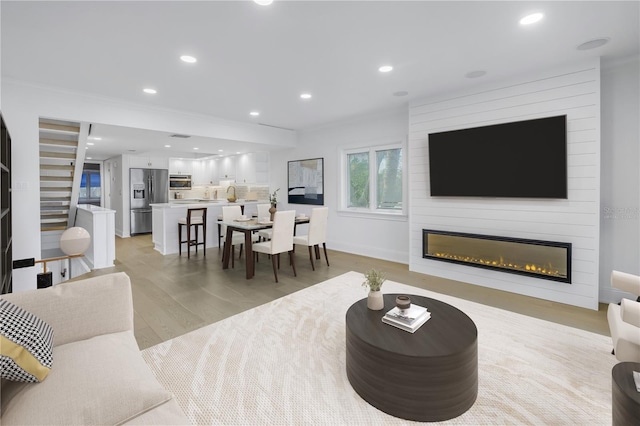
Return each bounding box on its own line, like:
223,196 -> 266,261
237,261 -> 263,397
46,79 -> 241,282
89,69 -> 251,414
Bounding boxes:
178,207 -> 207,258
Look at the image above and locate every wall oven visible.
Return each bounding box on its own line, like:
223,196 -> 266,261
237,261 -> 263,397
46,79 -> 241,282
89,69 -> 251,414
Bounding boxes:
169,174 -> 192,189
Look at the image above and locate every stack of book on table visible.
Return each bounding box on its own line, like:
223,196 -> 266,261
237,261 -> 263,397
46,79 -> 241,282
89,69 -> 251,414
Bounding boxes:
382,304 -> 430,333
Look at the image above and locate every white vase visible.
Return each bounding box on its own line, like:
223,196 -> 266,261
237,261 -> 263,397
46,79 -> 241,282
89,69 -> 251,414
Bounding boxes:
367,290 -> 384,310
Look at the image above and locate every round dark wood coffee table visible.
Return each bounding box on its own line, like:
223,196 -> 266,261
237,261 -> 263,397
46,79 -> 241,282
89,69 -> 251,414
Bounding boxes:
345,294 -> 478,422
612,362 -> 640,425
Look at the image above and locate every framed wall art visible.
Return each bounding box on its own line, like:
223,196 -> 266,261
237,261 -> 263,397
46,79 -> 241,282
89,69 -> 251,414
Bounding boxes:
287,158 -> 324,205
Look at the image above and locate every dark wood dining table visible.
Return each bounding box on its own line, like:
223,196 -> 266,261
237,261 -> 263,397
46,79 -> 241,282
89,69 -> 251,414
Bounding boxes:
220,217 -> 310,279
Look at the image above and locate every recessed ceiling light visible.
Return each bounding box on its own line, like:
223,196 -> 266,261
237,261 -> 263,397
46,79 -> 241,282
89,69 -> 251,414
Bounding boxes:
465,70 -> 487,78
576,38 -> 610,50
143,88 -> 157,94
519,13 -> 543,25
254,0 -> 273,5
164,144 -> 171,148
193,147 -> 199,150
393,91 -> 408,97
300,93 -> 312,100
89,137 -> 102,140
87,142 -> 95,146
236,151 -> 241,154
250,111 -> 260,116
379,65 -> 393,73
85,147 -> 89,149
180,55 -> 197,63
86,157 -> 92,160
218,149 -> 224,152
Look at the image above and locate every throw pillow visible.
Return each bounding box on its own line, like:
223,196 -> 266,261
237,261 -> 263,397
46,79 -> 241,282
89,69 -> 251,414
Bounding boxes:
0,298 -> 54,382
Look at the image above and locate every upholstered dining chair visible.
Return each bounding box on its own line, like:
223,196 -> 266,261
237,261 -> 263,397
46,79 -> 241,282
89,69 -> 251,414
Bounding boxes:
293,207 -> 329,271
256,203 -> 272,241
252,210 -> 297,283
178,207 -> 207,259
221,205 -> 256,267
607,270 -> 640,362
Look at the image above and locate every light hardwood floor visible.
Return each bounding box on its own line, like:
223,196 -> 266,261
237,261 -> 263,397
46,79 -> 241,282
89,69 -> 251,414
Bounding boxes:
80,234 -> 610,350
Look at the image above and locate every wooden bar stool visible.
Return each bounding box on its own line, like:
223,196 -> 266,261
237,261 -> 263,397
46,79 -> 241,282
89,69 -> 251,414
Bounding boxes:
178,207 -> 207,258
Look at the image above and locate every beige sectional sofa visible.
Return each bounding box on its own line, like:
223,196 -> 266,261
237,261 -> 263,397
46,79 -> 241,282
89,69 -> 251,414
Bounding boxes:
1,272 -> 190,425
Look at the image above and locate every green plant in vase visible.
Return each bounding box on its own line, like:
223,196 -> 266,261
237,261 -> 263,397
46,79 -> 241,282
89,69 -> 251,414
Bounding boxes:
363,269 -> 386,310
269,188 -> 280,221
269,188 -> 280,208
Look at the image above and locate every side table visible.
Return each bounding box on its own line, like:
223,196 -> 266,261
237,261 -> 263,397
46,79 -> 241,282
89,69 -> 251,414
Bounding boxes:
612,362 -> 640,425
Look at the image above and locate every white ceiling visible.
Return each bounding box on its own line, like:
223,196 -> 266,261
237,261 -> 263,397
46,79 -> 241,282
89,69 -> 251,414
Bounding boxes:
2,1 -> 639,160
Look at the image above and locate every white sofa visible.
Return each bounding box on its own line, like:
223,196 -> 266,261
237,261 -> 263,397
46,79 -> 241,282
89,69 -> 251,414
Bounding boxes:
607,270 -> 640,363
0,272 -> 190,425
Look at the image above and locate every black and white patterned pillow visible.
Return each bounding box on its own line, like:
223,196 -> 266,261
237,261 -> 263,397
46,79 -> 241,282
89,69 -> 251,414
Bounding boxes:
0,299 -> 54,382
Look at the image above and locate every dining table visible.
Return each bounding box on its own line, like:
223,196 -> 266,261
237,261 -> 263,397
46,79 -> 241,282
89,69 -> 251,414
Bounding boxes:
220,216 -> 310,279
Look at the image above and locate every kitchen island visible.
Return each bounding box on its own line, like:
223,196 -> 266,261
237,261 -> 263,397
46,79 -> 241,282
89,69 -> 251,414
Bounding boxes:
150,200 -> 264,255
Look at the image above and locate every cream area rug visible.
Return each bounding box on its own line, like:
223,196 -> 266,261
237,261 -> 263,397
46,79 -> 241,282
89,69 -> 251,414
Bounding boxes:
141,271 -> 616,425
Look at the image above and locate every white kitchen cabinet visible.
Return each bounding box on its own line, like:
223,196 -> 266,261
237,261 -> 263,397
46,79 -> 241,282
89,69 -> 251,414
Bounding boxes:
129,155 -> 169,169
202,159 -> 217,184
219,156 -> 236,180
191,160 -> 205,184
235,152 -> 269,184
235,153 -> 255,184
169,158 -> 193,175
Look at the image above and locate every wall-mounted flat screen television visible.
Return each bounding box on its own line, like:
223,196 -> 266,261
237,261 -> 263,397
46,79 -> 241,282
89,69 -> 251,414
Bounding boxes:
428,115 -> 567,198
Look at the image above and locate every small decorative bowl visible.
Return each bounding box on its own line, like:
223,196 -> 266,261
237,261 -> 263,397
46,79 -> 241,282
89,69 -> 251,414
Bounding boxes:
396,295 -> 411,311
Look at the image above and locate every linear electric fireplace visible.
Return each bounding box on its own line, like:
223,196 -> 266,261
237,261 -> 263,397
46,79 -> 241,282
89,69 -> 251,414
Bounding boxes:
423,229 -> 571,284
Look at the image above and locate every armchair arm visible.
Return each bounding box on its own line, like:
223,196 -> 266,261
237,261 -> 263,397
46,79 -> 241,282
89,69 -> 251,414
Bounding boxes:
2,272 -> 134,347
620,298 -> 640,327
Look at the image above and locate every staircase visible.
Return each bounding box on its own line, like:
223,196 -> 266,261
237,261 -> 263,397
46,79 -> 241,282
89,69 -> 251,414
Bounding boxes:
39,119 -> 86,232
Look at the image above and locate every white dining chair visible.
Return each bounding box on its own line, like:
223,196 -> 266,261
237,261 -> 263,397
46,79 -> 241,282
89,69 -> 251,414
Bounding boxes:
293,207 -> 329,270
221,205 -> 256,267
256,203 -> 272,241
252,210 -> 297,283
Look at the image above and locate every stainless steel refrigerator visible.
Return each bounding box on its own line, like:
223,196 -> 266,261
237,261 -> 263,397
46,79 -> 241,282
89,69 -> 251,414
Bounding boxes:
130,168 -> 169,235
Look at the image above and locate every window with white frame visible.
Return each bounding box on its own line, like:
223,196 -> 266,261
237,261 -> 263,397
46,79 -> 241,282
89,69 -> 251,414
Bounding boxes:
343,143 -> 404,214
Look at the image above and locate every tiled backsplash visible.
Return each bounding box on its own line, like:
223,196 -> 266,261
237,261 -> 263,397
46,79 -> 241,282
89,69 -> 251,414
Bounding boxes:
171,184 -> 270,201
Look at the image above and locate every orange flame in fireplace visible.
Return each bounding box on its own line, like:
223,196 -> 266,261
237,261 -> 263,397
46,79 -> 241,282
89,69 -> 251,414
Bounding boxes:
432,252 -> 562,277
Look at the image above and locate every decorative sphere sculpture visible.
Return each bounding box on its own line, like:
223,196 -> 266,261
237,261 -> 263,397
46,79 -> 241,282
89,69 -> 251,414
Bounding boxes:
60,227 -> 91,255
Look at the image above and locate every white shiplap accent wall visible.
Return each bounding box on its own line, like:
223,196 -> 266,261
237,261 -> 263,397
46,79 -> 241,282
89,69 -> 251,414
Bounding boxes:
408,59 -> 600,310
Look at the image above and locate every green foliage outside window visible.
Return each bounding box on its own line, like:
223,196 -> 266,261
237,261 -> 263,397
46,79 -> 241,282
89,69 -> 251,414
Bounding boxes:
348,152 -> 369,208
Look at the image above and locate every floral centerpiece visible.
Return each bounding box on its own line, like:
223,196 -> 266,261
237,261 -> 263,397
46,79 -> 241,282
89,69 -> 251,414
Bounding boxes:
362,269 -> 386,310
269,188 -> 280,207
362,269 -> 386,291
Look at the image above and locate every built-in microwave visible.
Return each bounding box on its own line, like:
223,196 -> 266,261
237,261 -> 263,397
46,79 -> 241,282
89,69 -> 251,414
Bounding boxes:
169,174 -> 192,189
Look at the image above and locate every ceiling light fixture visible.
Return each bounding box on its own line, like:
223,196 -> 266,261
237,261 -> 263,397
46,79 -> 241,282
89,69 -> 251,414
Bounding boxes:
519,12 -> 543,25
87,142 -> 95,146
193,147 -> 199,150
576,38 -> 610,50
379,65 -> 393,73
254,0 -> 273,5
300,93 -> 312,100
86,157 -> 92,160
164,144 -> 171,148
180,55 -> 197,63
218,149 -> 224,152
89,137 -> 102,141
250,111 -> 260,116
143,88 -> 157,94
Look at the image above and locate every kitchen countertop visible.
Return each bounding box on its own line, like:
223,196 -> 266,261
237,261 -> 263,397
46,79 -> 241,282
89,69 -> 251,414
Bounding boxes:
151,200 -> 266,208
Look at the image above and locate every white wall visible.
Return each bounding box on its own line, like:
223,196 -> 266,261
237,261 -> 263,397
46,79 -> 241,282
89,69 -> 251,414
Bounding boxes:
3,81 -> 296,291
270,108 -> 410,263
599,56 -> 640,302
408,59 -> 601,310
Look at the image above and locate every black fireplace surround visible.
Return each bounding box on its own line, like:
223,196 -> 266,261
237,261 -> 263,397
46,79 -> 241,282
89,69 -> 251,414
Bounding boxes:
423,229 -> 572,284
